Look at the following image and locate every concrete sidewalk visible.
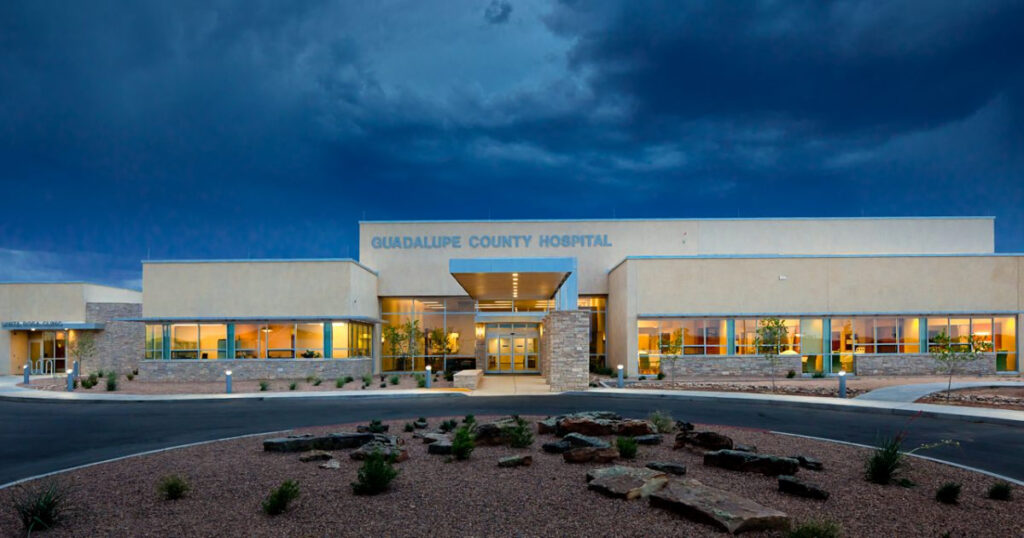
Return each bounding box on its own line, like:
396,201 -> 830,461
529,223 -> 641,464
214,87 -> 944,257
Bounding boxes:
856,381 -> 1024,402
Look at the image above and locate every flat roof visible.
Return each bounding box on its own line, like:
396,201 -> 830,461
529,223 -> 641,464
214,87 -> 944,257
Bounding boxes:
143,258 -> 378,275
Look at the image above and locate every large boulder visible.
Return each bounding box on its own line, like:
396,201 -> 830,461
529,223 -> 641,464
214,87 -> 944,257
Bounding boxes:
650,478 -> 790,534
612,419 -> 655,436
646,462 -> 687,476
427,438 -> 453,455
563,447 -> 619,463
414,432 -> 450,445
538,411 -> 622,435
263,434 -> 316,453
557,416 -> 616,436
703,450 -> 799,476
674,430 -> 734,451
475,417 -> 519,445
778,475 -> 829,500
564,433 -> 610,449
314,432 -> 376,450
542,440 -> 572,454
791,455 -> 824,471
586,466 -> 669,500
350,435 -> 408,463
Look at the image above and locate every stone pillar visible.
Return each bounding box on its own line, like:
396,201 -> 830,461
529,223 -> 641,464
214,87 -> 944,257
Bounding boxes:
541,310 -> 590,392
85,302 -> 144,375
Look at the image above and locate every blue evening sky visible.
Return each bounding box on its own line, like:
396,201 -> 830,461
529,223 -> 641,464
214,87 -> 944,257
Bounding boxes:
1,1 -> 1022,289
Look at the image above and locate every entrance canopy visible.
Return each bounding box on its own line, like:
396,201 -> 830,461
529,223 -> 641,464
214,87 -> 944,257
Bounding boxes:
449,257 -> 578,308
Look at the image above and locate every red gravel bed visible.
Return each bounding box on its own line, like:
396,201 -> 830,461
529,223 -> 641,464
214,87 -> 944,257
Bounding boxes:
19,374 -> 451,394
1,417 -> 1020,537
918,387 -> 1024,411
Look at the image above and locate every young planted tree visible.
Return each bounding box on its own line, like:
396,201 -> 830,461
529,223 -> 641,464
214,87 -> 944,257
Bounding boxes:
930,331 -> 992,402
754,317 -> 788,393
67,332 -> 97,375
383,320 -> 424,371
662,328 -> 683,384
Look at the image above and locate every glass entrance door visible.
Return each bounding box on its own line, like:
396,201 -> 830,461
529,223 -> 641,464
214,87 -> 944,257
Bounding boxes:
485,323 -> 540,373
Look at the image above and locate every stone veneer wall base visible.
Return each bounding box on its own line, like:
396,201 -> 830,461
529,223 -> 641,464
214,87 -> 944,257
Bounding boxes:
85,302 -> 144,375
139,358 -> 372,382
660,353 -> 998,377
541,310 -> 590,392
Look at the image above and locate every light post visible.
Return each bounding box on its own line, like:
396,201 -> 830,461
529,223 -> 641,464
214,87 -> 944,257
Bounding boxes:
23,364 -> 29,385
617,364 -> 624,388
225,370 -> 233,394
425,365 -> 432,388
838,370 -> 847,399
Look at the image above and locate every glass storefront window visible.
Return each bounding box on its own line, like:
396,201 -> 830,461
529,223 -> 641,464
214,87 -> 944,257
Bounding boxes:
800,319 -> 824,374
994,317 -> 1017,372
295,323 -> 324,358
235,324 -> 260,358
266,324 -> 295,358
171,324 -> 199,359
198,324 -> 227,359
145,325 -> 163,359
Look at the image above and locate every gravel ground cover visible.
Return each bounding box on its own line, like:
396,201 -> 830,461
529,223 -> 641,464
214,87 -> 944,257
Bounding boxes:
1,416 -> 1020,537
19,374 -> 452,394
918,386 -> 1024,411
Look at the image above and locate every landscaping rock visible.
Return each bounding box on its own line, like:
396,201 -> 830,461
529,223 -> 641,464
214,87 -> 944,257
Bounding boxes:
674,430 -> 734,451
634,434 -> 663,445
703,450 -> 799,476
314,432 -> 376,450
792,455 -> 824,471
413,420 -> 428,429
356,424 -> 390,433
734,444 -> 758,453
542,440 -> 572,454
676,421 -> 695,432
318,459 -> 341,470
646,462 -> 687,476
538,411 -> 623,435
475,417 -> 518,445
263,434 -> 316,453
414,432 -> 449,444
586,466 -> 669,500
350,435 -> 408,463
427,438 -> 453,455
298,450 -> 333,462
564,447 -> 619,463
611,419 -> 656,436
778,475 -> 829,500
537,416 -> 560,435
564,433 -> 610,449
650,478 -> 790,534
557,416 -> 616,436
498,455 -> 532,468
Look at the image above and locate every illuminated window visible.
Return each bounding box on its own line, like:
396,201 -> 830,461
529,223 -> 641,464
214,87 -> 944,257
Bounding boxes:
296,323 -> 324,358
198,324 -> 227,359
234,324 -> 260,358
145,325 -> 163,359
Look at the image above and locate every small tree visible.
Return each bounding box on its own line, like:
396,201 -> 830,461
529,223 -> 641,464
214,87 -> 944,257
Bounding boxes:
754,317 -> 788,393
660,328 -> 683,384
383,320 -> 424,371
930,331 -> 992,402
67,332 -> 97,375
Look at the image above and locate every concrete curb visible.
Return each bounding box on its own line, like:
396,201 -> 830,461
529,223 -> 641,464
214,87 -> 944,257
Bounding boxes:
581,388 -> 1024,427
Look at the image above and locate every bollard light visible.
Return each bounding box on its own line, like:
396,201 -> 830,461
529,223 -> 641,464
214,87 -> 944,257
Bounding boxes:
425,365 -> 432,388
23,364 -> 29,385
838,370 -> 847,399
225,370 -> 233,394
66,368 -> 74,392
73,361 -> 79,378
617,364 -> 624,388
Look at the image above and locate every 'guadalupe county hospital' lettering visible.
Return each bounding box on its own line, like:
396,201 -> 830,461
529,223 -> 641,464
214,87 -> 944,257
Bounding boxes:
370,234 -> 613,250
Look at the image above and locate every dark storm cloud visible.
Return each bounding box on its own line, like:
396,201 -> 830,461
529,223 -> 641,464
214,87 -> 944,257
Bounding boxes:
0,0 -> 1022,285
485,1 -> 513,24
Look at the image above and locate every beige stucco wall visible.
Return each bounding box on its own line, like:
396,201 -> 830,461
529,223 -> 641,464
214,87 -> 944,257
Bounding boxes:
608,255 -> 1023,375
142,260 -> 379,319
1,283 -> 142,375
359,218 -> 993,296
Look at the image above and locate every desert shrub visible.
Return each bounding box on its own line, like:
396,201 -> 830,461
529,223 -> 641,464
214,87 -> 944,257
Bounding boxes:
259,381 -> 269,391
452,425 -> 475,460
97,370 -> 104,378
312,377 -> 322,386
404,422 -> 415,432
463,414 -> 475,425
288,382 -> 297,391
344,375 -> 354,384
786,519 -> 841,538
413,374 -> 426,388
656,372 -> 665,380
88,372 -> 98,384
105,374 -> 118,392
616,436 -> 638,459
262,480 -> 300,516
125,372 -> 135,381
305,375 -> 315,383
72,378 -> 79,389
786,370 -> 797,378
379,382 -> 386,388
389,375 -> 400,385
988,481 -> 1013,501
812,372 -> 826,378
362,374 -> 373,386
864,435 -> 904,485
157,475 -> 190,500
351,450 -> 399,495
367,419 -> 387,433
13,481 -> 69,532
444,370 -> 455,382
591,365 -> 613,376
935,482 -> 962,504
335,378 -> 347,388
439,419 -> 458,433
418,416 -> 427,422
132,368 -> 139,376
648,410 -> 674,433
503,416 -> 534,448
